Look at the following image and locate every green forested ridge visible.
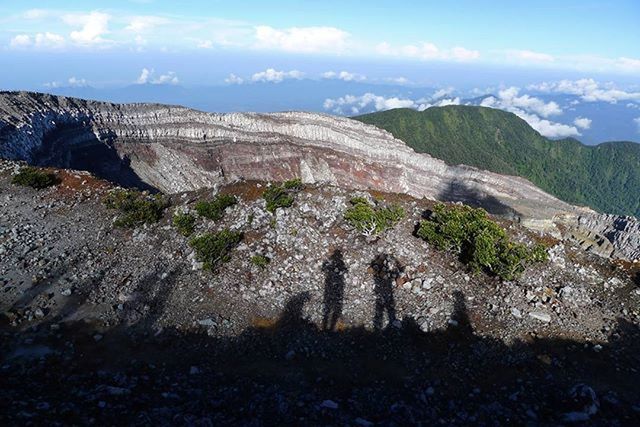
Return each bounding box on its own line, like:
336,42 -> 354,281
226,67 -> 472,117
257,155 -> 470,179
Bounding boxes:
355,106 -> 640,217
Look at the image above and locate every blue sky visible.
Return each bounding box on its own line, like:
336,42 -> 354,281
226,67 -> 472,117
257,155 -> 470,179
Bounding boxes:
1,1 -> 639,143
1,0 -> 639,87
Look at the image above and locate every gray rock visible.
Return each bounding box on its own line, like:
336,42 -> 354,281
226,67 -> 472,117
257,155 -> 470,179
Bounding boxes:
529,311 -> 551,323
320,400 -> 339,409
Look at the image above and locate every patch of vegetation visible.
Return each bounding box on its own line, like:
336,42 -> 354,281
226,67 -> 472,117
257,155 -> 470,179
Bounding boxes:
416,202 -> 548,281
344,197 -> 405,236
283,178 -> 303,190
263,179 -> 303,213
173,211 -> 196,236
190,229 -> 242,271
251,254 -> 270,269
356,106 -> 640,217
12,167 -> 60,189
195,194 -> 237,220
103,189 -> 169,228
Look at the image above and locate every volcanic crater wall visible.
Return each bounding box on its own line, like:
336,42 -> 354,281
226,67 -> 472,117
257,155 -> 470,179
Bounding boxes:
1,91 -> 638,261
0,91 -> 576,218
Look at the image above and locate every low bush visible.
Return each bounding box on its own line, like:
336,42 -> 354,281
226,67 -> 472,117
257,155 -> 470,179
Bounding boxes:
173,211 -> 196,236
190,229 -> 242,271
416,202 -> 548,280
344,197 -> 405,236
12,167 -> 60,189
250,254 -> 270,269
195,194 -> 237,220
103,189 -> 169,228
263,179 -> 303,213
283,178 -> 303,190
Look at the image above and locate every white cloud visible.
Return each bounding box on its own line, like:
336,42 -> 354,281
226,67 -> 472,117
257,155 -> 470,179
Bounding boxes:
136,68 -> 152,84
573,117 -> 592,130
154,71 -> 179,85
125,16 -> 168,33
616,57 -> 640,73
67,76 -> 88,87
323,93 -> 416,115
10,32 -> 65,49
251,68 -> 304,83
135,68 -> 179,85
322,71 -> 366,81
44,76 -> 88,88
496,87 -> 562,117
634,117 -> 640,134
480,95 -> 579,138
9,34 -> 32,48
197,40 -> 214,49
432,87 -> 455,99
450,46 -> 480,61
23,9 -> 49,20
528,78 -> 640,104
376,41 -> 479,62
254,25 -> 349,53
387,76 -> 410,85
224,73 -> 244,84
417,97 -> 462,111
507,49 -> 555,63
64,12 -> 111,45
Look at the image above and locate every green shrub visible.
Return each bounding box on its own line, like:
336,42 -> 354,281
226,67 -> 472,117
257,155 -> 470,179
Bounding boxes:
251,254 -> 270,269
173,211 -> 196,236
416,202 -> 548,280
344,197 -> 405,236
190,229 -> 242,271
12,167 -> 60,189
263,180 -> 303,213
195,194 -> 237,220
283,178 -> 303,190
530,243 -> 550,263
103,189 -> 169,228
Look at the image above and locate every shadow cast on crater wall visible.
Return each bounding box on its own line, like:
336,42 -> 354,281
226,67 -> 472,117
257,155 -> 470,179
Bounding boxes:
438,177 -> 519,219
31,122 -> 157,192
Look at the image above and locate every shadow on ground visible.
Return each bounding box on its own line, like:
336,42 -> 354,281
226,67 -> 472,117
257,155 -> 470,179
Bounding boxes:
1,253 -> 640,425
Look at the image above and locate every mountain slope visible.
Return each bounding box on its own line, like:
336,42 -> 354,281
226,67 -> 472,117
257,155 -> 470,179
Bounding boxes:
0,91 -> 578,222
355,106 -> 640,217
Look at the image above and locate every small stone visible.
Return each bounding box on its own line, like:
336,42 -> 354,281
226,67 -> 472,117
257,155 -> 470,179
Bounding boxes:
321,400 -> 339,409
511,308 -> 522,319
285,350 -> 296,361
190,366 -> 200,375
60,288 -> 72,296
197,318 -> 216,327
355,417 -> 373,426
529,311 -> 551,323
93,334 -> 103,342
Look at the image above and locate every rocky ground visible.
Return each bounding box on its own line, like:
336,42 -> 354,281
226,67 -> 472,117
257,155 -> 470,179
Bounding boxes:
1,158 -> 640,425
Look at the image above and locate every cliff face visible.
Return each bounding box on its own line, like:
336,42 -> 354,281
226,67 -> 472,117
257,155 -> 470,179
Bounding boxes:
0,91 -> 638,261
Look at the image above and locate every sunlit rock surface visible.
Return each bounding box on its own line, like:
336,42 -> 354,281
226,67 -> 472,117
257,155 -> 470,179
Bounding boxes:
1,91 -> 638,261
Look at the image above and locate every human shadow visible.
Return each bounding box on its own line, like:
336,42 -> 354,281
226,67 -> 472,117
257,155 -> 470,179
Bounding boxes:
370,253 -> 403,330
321,250 -> 348,331
3,288 -> 640,425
